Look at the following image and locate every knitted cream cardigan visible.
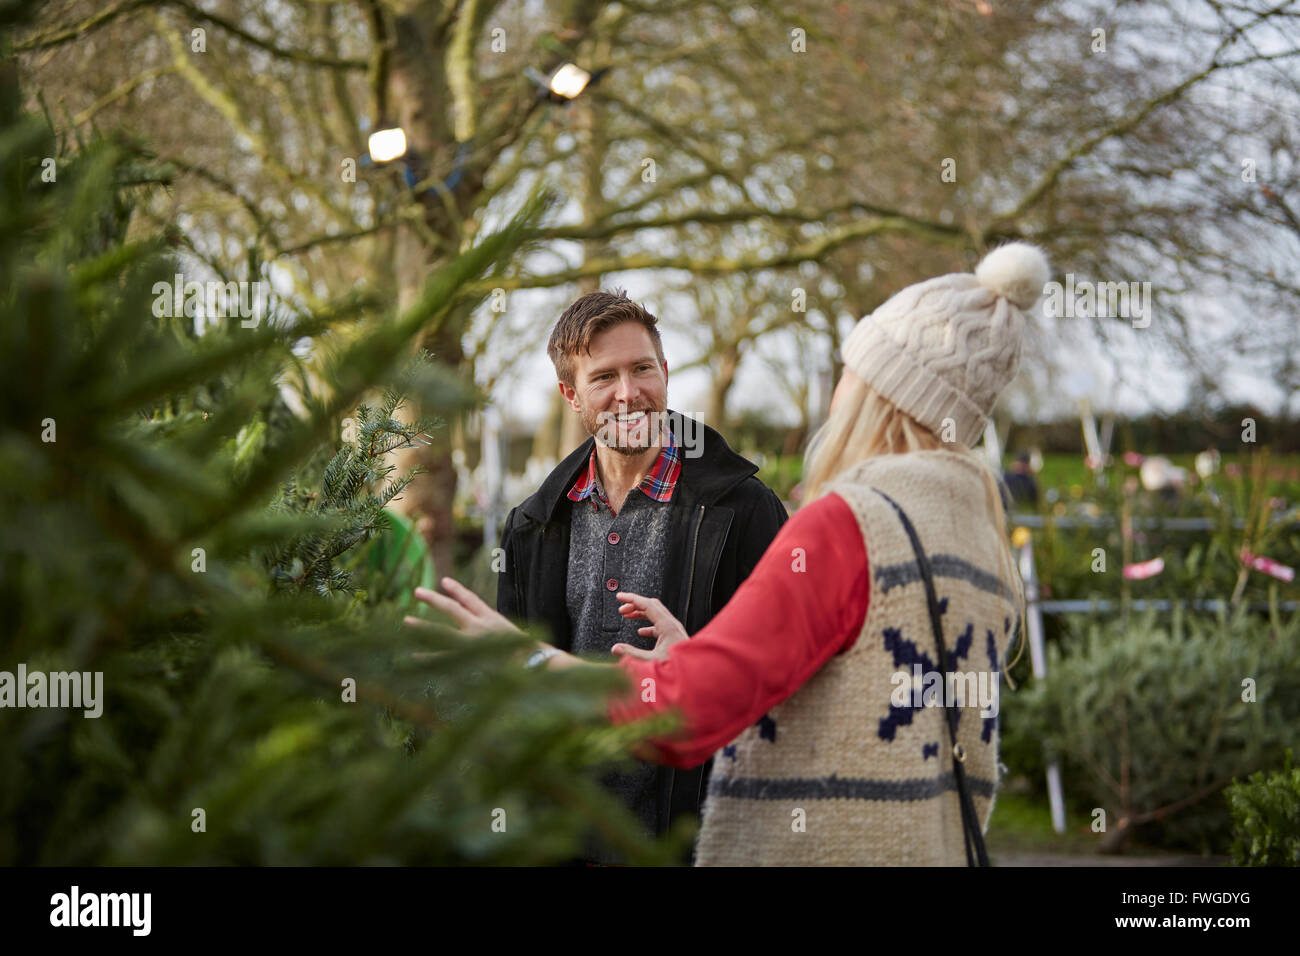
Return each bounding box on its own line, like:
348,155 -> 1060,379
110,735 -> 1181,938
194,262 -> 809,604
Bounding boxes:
696,450 -> 1018,866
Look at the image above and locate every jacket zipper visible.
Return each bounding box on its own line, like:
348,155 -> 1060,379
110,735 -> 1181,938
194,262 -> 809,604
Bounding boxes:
667,503 -> 706,831
681,504 -> 706,624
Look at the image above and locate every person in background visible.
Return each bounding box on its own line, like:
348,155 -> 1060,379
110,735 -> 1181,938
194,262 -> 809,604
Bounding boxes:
414,244 -> 1044,865
1003,451 -> 1040,507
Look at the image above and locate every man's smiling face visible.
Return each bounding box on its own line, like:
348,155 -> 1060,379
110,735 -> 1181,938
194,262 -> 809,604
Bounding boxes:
560,321 -> 668,456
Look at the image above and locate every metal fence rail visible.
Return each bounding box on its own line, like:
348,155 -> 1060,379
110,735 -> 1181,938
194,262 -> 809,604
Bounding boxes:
1037,598 -> 1298,613
1009,514 -> 1288,530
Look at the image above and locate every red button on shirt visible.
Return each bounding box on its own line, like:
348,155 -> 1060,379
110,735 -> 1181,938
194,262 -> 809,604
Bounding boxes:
606,578 -> 619,591
608,532 -> 620,544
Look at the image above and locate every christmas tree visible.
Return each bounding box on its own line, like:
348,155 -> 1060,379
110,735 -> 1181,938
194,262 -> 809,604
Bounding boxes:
0,51 -> 687,866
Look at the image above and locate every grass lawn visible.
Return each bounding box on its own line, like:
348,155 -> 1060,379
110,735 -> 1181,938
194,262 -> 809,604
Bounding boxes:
986,781 -> 1233,863
986,783 -> 1100,856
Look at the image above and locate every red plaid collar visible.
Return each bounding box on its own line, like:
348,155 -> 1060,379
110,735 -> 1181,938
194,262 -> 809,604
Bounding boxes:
568,428 -> 681,509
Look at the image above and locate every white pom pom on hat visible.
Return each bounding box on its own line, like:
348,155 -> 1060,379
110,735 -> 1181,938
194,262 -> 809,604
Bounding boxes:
974,241 -> 1051,311
839,241 -> 1050,447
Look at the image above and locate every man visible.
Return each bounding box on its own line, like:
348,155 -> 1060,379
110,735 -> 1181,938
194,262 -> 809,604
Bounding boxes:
495,289 -> 787,862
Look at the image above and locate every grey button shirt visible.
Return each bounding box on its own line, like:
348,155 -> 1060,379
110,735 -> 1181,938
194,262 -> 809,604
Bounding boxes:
566,472 -> 675,860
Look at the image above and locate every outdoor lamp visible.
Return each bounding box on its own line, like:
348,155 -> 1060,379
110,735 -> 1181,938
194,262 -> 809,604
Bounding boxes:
548,62 -> 591,99
524,62 -> 607,103
368,126 -> 408,164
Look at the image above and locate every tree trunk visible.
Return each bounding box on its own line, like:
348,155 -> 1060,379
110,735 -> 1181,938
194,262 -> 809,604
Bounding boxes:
384,3 -> 459,575
388,223 -> 465,578
708,344 -> 740,429
383,0 -> 606,573
531,388 -> 564,466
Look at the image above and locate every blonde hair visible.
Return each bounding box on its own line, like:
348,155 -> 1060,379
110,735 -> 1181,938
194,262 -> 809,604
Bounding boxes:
801,376 -> 1027,679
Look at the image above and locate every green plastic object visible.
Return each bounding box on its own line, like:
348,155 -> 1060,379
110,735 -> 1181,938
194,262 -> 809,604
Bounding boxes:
360,508 -> 437,612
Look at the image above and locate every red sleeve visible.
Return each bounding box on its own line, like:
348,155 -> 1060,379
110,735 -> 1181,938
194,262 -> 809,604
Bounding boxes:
606,491 -> 869,768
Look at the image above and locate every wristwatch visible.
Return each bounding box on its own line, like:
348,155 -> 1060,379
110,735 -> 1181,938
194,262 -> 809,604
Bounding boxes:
524,647 -> 560,670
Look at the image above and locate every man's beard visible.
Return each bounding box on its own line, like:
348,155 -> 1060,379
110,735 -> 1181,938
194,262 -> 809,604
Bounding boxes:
581,403 -> 666,457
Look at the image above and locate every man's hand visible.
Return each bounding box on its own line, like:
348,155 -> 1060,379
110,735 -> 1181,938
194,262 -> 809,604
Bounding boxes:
610,591 -> 689,662
406,577 -> 521,637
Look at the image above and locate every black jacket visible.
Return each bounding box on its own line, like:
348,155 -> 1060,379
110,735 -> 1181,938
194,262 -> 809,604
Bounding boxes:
496,410 -> 788,838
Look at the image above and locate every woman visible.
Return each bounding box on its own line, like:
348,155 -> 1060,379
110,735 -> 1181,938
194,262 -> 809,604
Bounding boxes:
412,242 -> 1046,865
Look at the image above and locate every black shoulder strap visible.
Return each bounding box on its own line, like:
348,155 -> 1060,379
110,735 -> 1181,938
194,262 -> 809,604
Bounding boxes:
871,487 -> 990,867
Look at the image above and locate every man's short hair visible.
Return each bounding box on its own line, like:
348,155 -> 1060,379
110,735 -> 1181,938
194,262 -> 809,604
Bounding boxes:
547,289 -> 666,386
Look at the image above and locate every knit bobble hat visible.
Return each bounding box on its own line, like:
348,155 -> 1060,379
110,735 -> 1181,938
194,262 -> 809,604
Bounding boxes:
840,242 -> 1050,448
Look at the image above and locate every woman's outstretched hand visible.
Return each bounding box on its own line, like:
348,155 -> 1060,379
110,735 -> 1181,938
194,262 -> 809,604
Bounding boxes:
406,577 -> 521,637
611,592 -> 689,662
